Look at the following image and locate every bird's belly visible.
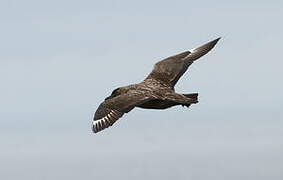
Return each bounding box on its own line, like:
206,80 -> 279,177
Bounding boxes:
138,99 -> 178,109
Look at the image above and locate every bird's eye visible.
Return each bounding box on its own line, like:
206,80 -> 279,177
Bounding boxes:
104,88 -> 120,100
111,88 -> 120,96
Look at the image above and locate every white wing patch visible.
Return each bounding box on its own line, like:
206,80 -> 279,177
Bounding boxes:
189,48 -> 196,53
92,110 -> 124,133
182,48 -> 196,60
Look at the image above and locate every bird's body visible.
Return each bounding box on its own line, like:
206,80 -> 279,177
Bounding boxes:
92,38 -> 220,133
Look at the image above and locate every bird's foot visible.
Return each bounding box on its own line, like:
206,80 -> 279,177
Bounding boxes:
182,104 -> 191,108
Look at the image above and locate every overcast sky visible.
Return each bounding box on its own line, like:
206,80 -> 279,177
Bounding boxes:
0,0 -> 282,180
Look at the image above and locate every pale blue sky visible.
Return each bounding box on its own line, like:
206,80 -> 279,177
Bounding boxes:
0,0 -> 282,180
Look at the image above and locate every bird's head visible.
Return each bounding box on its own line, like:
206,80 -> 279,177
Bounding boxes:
105,88 -> 122,100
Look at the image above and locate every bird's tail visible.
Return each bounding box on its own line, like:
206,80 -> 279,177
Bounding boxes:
183,93 -> 198,102
179,93 -> 198,108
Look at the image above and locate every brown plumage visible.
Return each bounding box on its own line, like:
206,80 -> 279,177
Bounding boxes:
92,38 -> 221,133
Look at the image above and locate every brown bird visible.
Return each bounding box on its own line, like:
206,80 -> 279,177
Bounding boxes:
92,38 -> 220,133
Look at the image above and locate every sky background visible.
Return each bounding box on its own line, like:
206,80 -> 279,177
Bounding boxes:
0,0 -> 282,179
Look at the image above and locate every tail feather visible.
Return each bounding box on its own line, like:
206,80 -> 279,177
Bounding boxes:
182,93 -> 198,107
183,93 -> 198,101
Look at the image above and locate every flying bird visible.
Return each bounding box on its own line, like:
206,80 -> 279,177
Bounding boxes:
92,38 -> 220,133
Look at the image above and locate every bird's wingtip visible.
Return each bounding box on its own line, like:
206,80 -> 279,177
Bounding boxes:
92,124 -> 97,133
186,37 -> 221,61
214,37 -> 221,43
207,37 -> 221,47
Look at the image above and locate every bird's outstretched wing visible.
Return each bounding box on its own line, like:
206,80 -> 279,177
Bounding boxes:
145,38 -> 220,87
92,91 -> 154,133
